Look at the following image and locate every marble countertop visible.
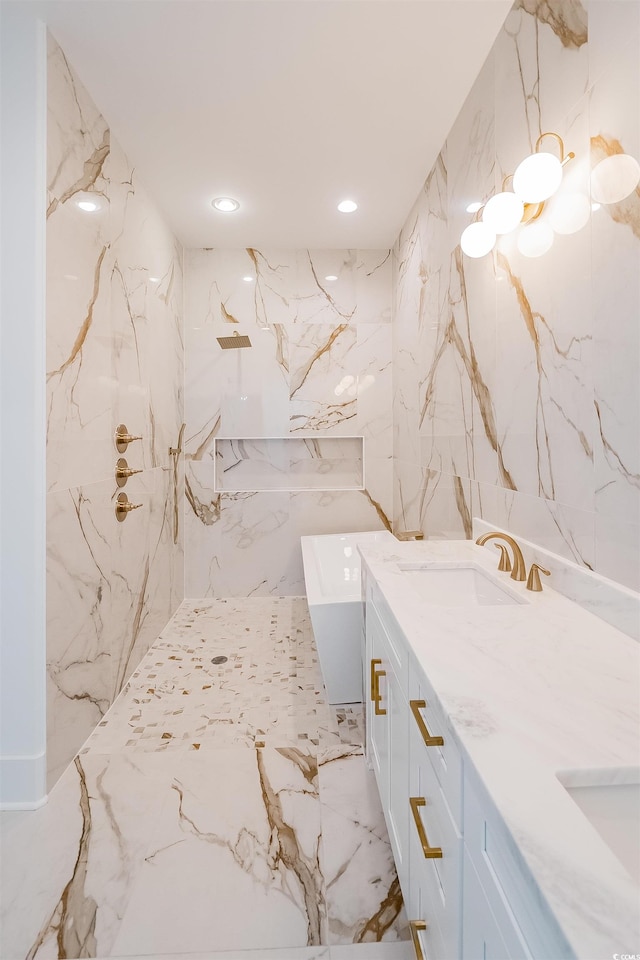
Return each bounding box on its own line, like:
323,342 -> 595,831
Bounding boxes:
358,538 -> 640,960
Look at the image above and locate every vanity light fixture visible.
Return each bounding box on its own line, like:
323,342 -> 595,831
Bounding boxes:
590,153 -> 640,205
460,132 -> 575,259
460,219 -> 497,258
337,199 -> 358,213
517,220 -> 554,258
482,189 -> 524,235
513,133 -> 574,203
212,197 -> 240,212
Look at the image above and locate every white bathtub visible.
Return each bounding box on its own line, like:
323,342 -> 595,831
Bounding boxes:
301,530 -> 397,703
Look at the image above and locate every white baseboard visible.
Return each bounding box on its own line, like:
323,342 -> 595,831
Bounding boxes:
0,750 -> 47,809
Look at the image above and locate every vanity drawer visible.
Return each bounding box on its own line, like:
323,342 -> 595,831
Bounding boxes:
409,721 -> 462,956
409,661 -> 462,829
464,768 -> 569,960
407,863 -> 448,960
369,583 -> 409,696
462,849 -> 523,960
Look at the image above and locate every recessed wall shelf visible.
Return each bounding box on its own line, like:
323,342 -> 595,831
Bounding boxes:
214,436 -> 365,493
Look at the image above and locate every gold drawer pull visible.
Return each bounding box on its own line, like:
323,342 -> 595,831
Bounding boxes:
410,797 -> 442,859
410,920 -> 428,959
370,659 -> 387,715
410,699 -> 444,747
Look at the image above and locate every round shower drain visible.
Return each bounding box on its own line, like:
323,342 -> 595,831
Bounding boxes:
211,656 -> 228,665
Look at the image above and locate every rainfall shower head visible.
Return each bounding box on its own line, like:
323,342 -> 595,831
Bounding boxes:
216,331 -> 252,350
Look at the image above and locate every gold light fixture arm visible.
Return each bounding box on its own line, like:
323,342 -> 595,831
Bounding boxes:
535,131 -> 575,166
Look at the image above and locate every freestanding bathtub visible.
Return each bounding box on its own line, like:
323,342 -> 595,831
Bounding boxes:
301,530 -> 397,703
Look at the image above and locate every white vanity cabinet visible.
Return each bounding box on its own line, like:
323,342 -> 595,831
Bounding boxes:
364,576 -> 573,960
365,581 -> 410,893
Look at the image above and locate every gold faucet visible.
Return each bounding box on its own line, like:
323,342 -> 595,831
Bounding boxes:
475,532 -> 527,581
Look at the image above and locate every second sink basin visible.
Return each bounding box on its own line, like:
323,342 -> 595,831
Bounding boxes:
397,563 -> 525,606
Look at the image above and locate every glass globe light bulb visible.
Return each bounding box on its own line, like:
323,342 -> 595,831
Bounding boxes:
482,192 -> 524,234
460,221 -> 496,258
517,221 -> 554,258
547,193 -> 591,235
513,152 -> 563,203
590,154 -> 640,205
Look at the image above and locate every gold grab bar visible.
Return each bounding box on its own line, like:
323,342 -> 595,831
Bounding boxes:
410,700 -> 444,747
410,797 -> 442,859
410,920 -> 428,960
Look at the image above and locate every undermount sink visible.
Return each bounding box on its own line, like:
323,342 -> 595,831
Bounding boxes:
397,563 -> 525,607
558,768 -> 640,884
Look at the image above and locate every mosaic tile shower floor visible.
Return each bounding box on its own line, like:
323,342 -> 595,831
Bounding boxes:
1,598 -> 411,960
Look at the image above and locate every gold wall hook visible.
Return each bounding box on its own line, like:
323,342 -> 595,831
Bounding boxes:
526,563 -> 551,592
115,423 -> 143,453
115,458 -> 143,487
494,542 -> 512,573
115,492 -> 143,521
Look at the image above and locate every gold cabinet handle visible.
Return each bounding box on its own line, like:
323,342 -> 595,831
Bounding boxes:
115,492 -> 143,521
410,797 -> 442,859
410,700 -> 444,747
370,658 -> 387,716
115,423 -> 143,452
115,457 -> 143,486
410,920 -> 428,960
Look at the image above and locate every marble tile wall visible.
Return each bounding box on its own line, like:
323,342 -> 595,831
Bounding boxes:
184,249 -> 393,597
46,36 -> 185,788
393,0 -> 640,592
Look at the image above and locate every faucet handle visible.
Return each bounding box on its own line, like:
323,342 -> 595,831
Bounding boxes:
526,563 -> 550,592
494,543 -> 512,573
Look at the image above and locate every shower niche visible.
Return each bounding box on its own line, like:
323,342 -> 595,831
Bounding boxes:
214,436 -> 364,492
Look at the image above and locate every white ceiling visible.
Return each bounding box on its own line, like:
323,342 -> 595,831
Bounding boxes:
26,0 -> 511,249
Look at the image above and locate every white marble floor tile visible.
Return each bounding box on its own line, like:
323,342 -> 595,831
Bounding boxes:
110,748 -> 325,956
318,747 -> 407,945
4,597 -> 405,960
1,753 -> 171,960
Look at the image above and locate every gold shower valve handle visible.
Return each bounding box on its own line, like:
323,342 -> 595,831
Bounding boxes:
115,423 -> 143,452
115,492 -> 143,521
115,458 -> 143,487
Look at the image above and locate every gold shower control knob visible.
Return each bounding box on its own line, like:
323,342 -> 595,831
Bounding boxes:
115,458 -> 143,487
115,492 -> 143,521
115,423 -> 143,452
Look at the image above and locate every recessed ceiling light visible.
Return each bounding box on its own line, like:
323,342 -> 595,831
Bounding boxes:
325,275 -> 338,282
337,199 -> 358,213
242,276 -> 254,282
76,199 -> 100,212
466,201 -> 483,213
212,197 -> 240,212
149,277 -> 160,283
